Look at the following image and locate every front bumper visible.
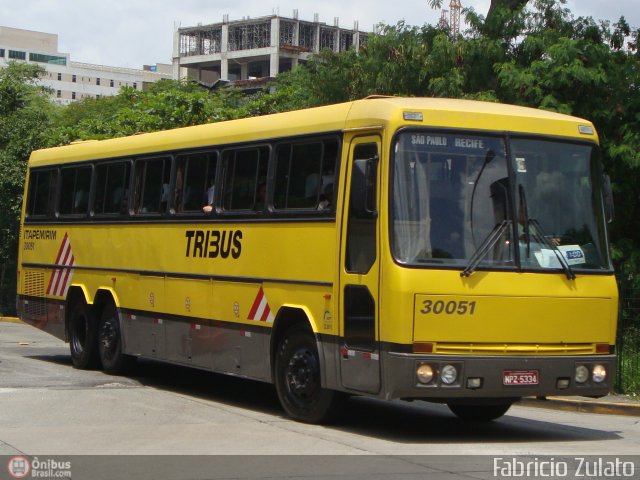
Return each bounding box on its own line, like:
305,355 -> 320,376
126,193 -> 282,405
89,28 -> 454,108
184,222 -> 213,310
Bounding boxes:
382,352 -> 615,401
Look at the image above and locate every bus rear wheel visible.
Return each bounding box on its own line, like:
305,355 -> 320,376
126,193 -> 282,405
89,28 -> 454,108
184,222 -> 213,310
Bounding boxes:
98,302 -> 134,374
68,299 -> 99,369
448,402 -> 512,422
274,327 -> 343,423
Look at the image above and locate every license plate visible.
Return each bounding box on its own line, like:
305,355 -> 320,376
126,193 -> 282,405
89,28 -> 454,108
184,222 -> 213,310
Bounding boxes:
503,370 -> 539,385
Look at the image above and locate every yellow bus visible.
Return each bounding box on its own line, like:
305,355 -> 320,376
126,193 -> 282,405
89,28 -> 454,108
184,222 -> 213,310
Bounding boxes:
17,96 -> 618,423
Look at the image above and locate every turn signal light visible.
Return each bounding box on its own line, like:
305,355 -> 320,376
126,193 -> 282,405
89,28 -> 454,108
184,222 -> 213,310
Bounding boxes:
413,342 -> 434,354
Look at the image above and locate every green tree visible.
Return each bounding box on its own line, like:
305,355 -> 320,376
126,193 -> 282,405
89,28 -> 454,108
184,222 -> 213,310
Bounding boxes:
49,79 -> 298,143
275,22 -> 465,103
429,0 -> 530,39
51,80 -> 228,140
0,62 -> 55,313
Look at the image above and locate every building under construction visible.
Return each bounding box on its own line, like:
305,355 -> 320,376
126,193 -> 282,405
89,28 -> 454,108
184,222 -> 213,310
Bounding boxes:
173,12 -> 368,83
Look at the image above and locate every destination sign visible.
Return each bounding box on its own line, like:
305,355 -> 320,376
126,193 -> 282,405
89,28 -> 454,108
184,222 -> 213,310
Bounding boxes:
403,133 -> 501,154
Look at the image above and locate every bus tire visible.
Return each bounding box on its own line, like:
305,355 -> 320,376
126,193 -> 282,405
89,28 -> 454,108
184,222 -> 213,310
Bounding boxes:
98,302 -> 134,374
447,403 -> 511,422
274,326 -> 343,424
68,299 -> 100,369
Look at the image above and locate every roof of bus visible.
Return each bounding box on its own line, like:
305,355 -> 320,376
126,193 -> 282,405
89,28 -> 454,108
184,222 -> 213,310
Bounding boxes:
28,96 -> 597,167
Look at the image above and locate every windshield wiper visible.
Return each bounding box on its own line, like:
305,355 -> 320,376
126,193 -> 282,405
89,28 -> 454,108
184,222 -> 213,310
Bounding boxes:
528,218 -> 576,280
518,185 -> 531,258
461,220 -> 511,277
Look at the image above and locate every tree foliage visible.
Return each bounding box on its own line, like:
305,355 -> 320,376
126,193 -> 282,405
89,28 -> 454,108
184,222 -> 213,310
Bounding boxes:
49,80 -> 292,142
0,63 -> 53,264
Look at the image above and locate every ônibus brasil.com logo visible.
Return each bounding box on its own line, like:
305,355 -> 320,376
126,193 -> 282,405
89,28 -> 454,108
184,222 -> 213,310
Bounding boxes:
7,456 -> 30,479
7,456 -> 72,479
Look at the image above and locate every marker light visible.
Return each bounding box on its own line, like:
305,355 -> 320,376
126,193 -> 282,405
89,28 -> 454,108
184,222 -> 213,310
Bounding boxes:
417,364 -> 434,384
440,365 -> 458,385
592,364 -> 607,383
575,365 -> 589,384
403,111 -> 423,122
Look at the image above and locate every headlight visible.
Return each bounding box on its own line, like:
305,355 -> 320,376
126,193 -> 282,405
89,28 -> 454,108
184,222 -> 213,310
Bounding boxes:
440,364 -> 458,385
575,365 -> 589,383
416,364 -> 434,384
592,364 -> 607,383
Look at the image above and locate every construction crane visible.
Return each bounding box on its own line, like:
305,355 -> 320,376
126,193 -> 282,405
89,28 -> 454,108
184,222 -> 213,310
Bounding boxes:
438,9 -> 449,30
433,0 -> 461,39
449,0 -> 461,39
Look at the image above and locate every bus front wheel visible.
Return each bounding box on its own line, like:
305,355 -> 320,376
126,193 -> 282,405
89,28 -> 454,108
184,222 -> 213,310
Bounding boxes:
274,327 -> 343,423
447,403 -> 512,422
68,299 -> 99,369
98,302 -> 134,374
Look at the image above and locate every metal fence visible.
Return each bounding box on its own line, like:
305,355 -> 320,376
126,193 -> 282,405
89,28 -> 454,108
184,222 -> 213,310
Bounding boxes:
616,275 -> 640,395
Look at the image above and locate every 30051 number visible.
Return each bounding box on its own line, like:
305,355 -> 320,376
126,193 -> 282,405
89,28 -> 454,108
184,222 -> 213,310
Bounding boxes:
420,299 -> 477,315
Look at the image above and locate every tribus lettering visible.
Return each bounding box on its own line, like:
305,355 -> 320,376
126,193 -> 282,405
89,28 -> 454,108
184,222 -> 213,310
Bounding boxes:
185,230 -> 242,259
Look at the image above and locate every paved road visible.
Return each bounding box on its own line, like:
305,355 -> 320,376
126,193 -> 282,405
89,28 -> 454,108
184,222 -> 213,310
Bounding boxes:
1,321 -> 639,478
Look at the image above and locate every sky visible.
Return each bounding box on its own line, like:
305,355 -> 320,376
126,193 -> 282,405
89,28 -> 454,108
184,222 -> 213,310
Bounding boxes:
1,1 -> 638,69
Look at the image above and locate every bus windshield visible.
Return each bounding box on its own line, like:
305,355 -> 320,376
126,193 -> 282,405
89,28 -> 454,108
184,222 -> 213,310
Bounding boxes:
391,131 -> 611,272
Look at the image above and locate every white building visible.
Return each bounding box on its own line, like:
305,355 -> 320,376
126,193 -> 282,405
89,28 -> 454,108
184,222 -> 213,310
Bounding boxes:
0,26 -> 172,105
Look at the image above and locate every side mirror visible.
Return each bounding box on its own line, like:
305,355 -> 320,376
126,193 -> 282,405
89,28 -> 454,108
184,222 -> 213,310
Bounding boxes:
351,156 -> 378,219
602,174 -> 614,223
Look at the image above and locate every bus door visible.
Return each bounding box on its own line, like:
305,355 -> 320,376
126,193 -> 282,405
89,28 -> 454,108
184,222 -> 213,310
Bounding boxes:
339,136 -> 381,394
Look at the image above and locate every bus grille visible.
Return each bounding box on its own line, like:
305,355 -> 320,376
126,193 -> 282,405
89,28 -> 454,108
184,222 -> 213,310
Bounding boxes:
433,343 -> 597,355
23,271 -> 46,318
24,271 -> 45,297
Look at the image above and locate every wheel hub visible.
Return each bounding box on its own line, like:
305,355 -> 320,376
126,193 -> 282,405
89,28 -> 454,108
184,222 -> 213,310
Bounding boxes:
286,348 -> 318,398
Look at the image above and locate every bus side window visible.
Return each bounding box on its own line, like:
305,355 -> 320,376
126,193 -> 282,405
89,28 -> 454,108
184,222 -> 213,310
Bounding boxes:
275,142 -> 320,209
222,146 -> 269,211
320,139 -> 338,210
133,157 -> 171,214
176,151 -> 218,213
273,138 -> 338,211
26,168 -> 58,218
59,166 -> 92,216
94,161 -> 131,215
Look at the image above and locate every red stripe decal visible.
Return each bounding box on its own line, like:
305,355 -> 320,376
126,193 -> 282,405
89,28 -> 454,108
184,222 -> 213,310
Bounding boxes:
260,303 -> 271,322
47,233 -> 75,297
248,287 -> 264,320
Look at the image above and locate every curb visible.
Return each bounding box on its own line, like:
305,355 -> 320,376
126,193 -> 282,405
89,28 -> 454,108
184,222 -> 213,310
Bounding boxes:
518,396 -> 640,417
0,317 -> 22,324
